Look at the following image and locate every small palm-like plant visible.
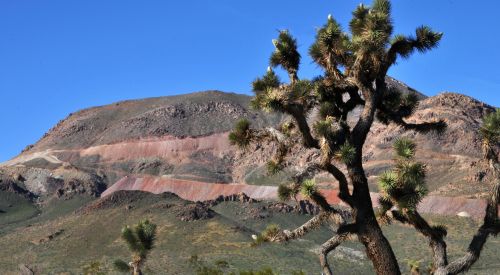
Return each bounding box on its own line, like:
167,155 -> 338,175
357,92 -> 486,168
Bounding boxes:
114,219 -> 157,275
480,108 -> 500,162
378,138 -> 428,214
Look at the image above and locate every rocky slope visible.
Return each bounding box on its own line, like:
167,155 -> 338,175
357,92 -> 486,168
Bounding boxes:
0,80 -> 497,203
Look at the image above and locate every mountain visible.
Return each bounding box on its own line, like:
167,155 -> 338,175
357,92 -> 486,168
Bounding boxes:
0,79 -> 499,274
0,78 -> 496,203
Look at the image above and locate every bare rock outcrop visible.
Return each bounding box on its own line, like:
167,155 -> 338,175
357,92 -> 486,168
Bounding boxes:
1,88 -> 496,200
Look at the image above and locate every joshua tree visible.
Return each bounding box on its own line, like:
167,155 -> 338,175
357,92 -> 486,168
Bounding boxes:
376,109 -> 499,275
229,0 -> 499,273
114,219 -> 157,275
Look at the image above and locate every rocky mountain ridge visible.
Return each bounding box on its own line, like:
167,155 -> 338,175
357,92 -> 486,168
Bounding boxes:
0,81 -> 496,202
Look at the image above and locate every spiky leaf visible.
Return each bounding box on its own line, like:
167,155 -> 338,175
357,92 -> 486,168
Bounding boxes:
270,30 -> 301,79
121,226 -> 141,253
277,184 -> 293,201
414,25 -> 443,52
252,69 -> 280,92
300,179 -> 317,198
229,119 -> 252,148
379,171 -> 398,195
480,108 -> 500,144
336,143 -> 356,164
135,219 -> 157,252
262,224 -> 282,242
372,0 -> 391,15
393,137 -> 416,159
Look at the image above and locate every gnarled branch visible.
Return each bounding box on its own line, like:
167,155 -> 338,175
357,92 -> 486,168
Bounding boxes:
391,117 -> 446,134
285,104 -> 320,149
390,210 -> 448,270
436,180 -> 499,275
279,212 -> 330,242
324,163 -> 353,206
320,223 -> 358,275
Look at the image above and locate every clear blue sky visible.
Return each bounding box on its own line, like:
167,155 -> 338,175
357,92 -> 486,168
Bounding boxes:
1,0 -> 499,162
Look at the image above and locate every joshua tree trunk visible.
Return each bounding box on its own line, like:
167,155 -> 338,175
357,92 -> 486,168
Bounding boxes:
350,167 -> 401,275
357,215 -> 401,275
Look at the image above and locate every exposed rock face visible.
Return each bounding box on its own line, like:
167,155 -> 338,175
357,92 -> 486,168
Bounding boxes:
176,202 -> 215,221
0,85 -> 497,202
77,190 -> 182,214
0,165 -> 107,200
266,200 -> 321,215
100,175 -> 499,219
0,176 -> 35,200
29,91 -> 282,150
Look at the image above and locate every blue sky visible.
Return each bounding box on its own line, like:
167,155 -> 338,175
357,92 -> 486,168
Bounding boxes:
0,0 -> 499,162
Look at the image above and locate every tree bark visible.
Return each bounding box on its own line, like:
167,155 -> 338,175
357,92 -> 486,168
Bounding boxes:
343,79 -> 401,275
349,163 -> 401,275
319,233 -> 351,275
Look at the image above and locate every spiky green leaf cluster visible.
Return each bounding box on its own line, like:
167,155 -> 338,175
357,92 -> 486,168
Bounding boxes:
252,224 -> 282,245
389,25 -> 442,62
377,89 -> 419,124
121,219 -> 157,257
480,108 -> 500,145
336,143 -> 356,164
313,116 -> 344,140
318,101 -> 339,119
280,121 -> 295,136
277,184 -> 294,201
393,137 -> 416,159
396,162 -> 426,189
414,26 -> 443,52
289,80 -> 314,104
250,79 -> 314,113
309,14 -> 351,72
378,139 -> 428,211
349,0 -> 393,74
270,30 -> 301,80
252,69 -> 280,92
250,68 -> 281,111
378,171 -> 398,192
262,224 -> 281,239
228,119 -> 252,148
115,219 -> 157,273
300,179 -> 318,198
313,118 -> 333,137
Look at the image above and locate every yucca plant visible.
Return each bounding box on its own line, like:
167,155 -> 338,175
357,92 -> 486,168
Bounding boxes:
229,1 -> 498,274
378,138 -> 429,217
114,219 -> 157,275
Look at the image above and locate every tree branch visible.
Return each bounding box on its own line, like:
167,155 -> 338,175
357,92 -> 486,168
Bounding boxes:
390,210 -> 449,270
292,162 -> 322,184
437,181 -> 499,275
285,105 -> 320,149
389,117 -> 446,134
278,212 -> 330,242
351,84 -> 378,151
319,223 -> 358,275
390,144 -> 499,275
324,163 -> 353,206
